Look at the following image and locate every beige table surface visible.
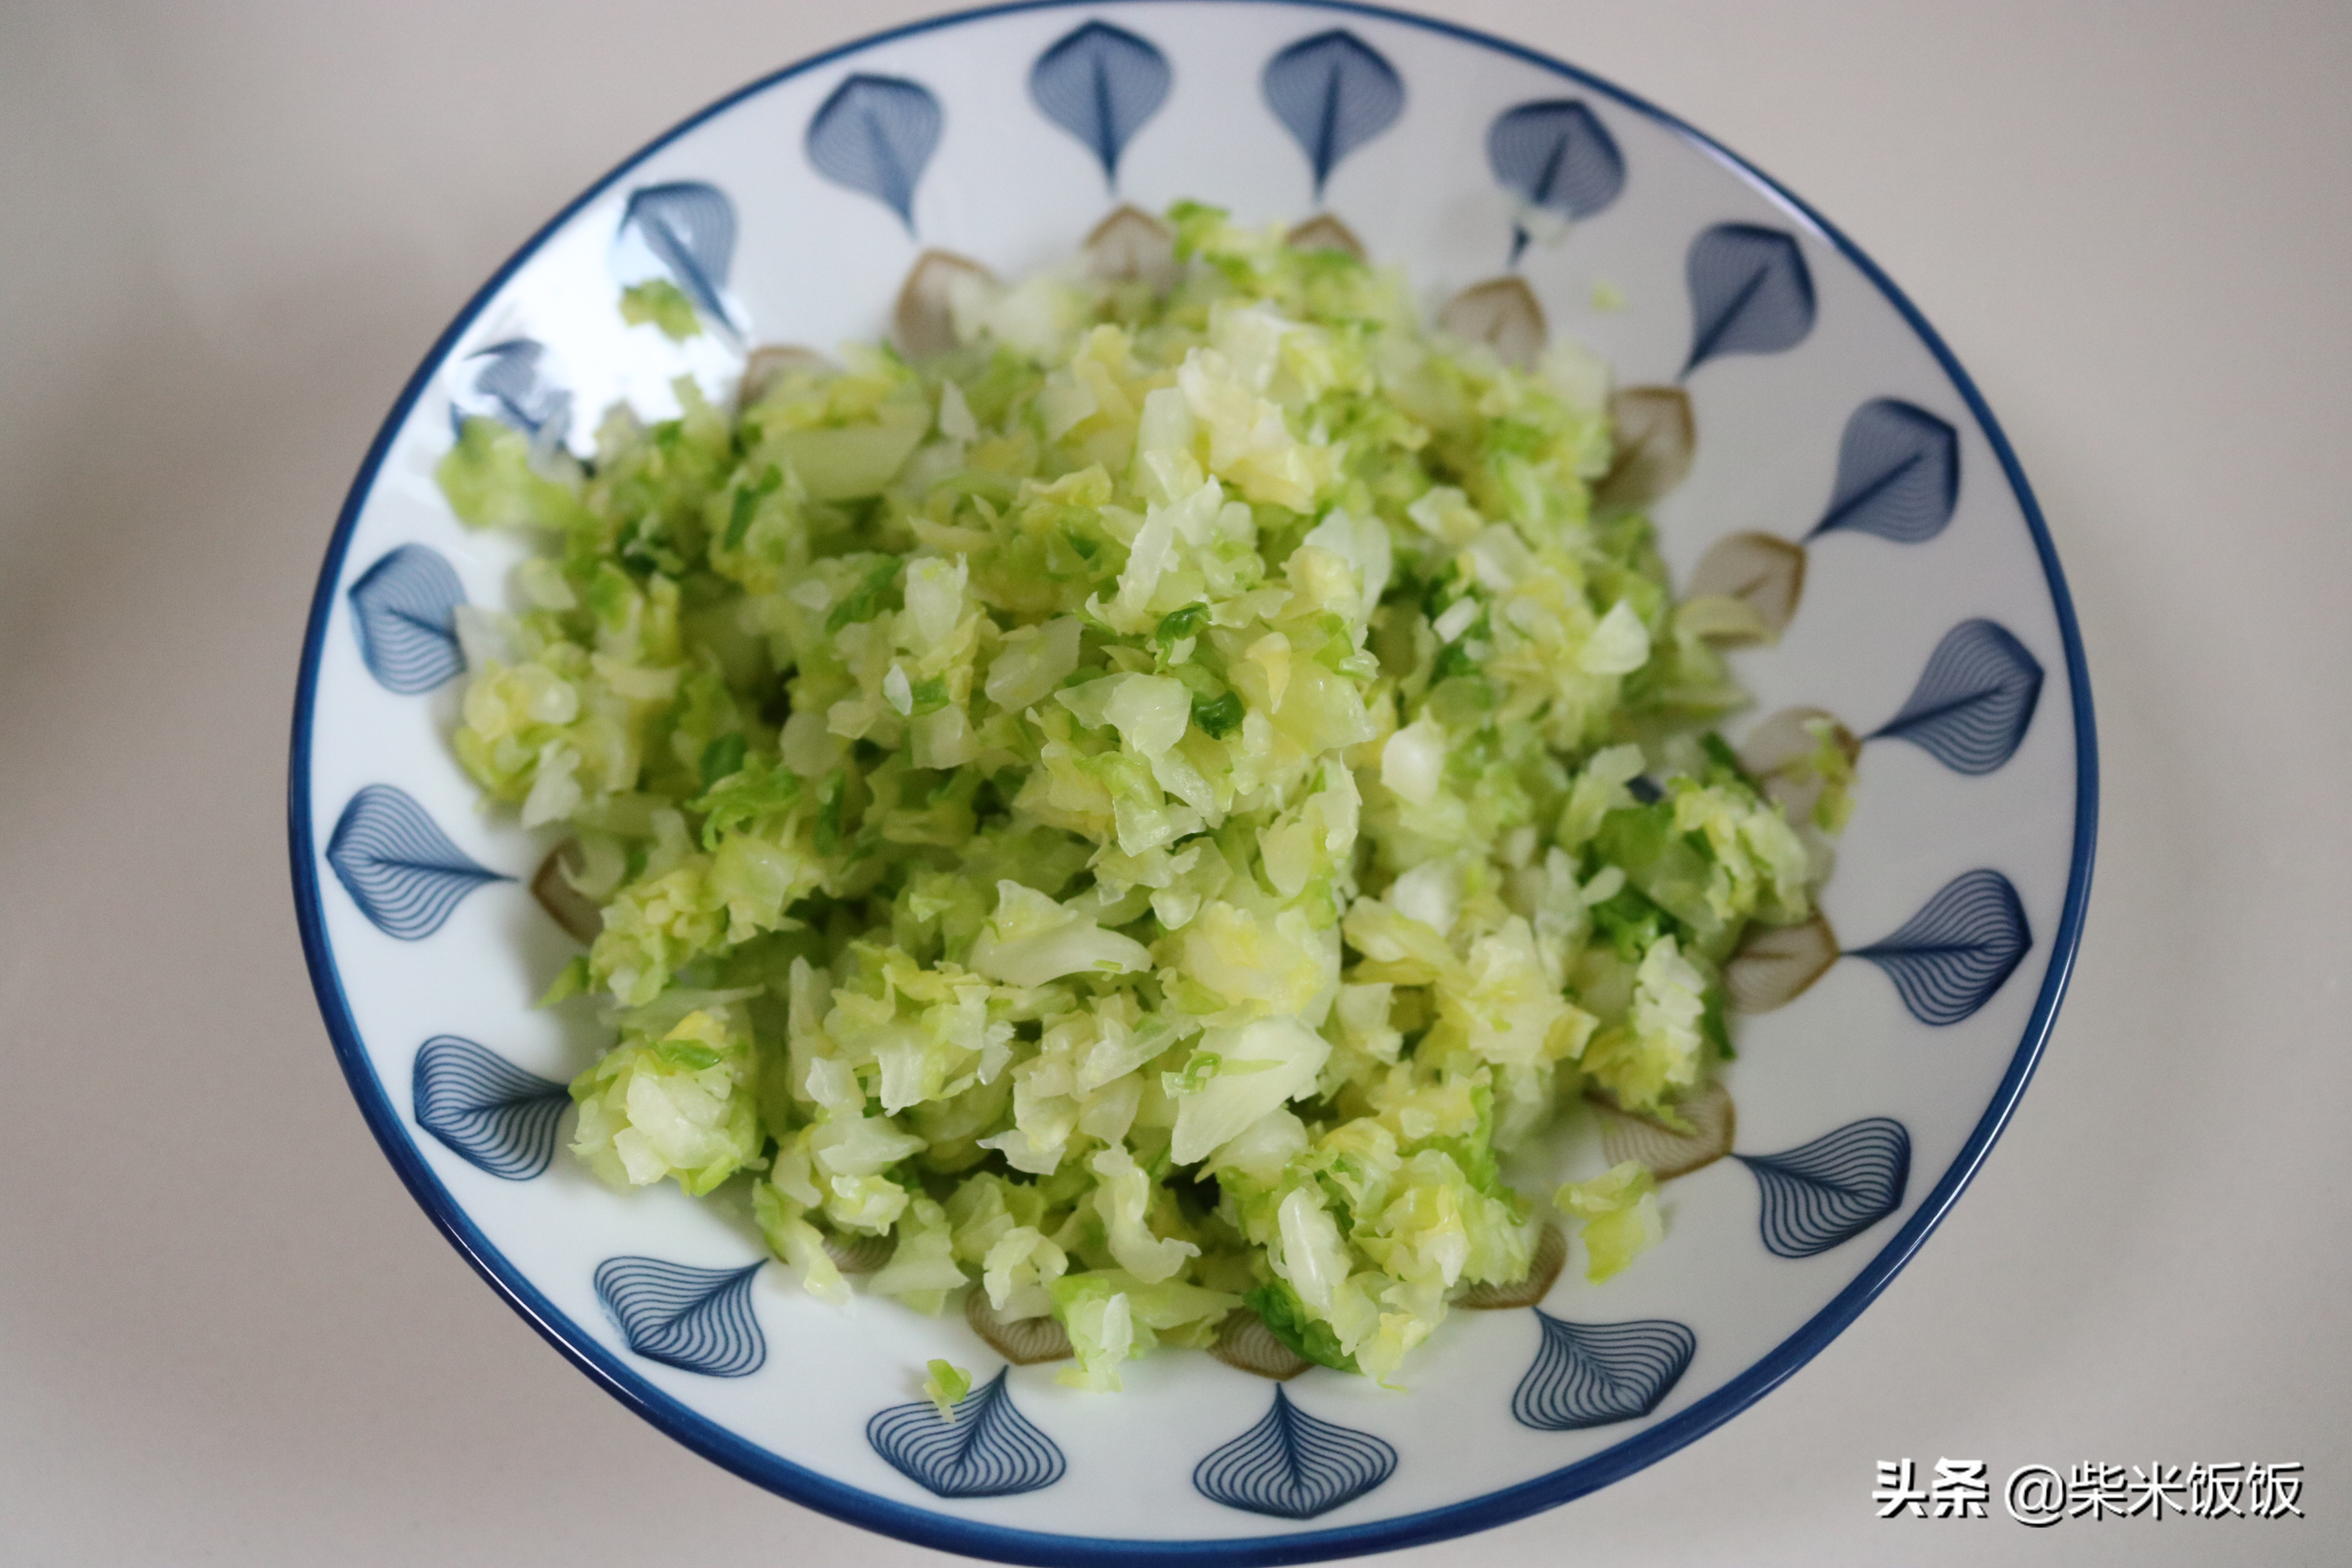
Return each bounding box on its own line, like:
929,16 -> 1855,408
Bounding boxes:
2,2 -> 2346,1563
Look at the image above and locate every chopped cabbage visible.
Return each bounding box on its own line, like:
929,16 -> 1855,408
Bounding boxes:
922,1359 -> 972,1419
1557,1160 -> 1663,1282
444,202 -> 1832,1392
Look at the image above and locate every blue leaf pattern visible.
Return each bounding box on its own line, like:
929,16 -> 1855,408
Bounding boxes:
1261,31 -> 1405,199
618,183 -> 738,331
1512,1311 -> 1696,1431
326,786 -> 508,940
449,338 -> 570,445
348,544 -> 465,695
1809,397 -> 1959,543
1029,20 -> 1171,189
1682,222 -> 1816,376
1193,1387 -> 1397,1519
594,1257 -> 766,1377
1486,100 -> 1624,263
1871,619 -> 2044,774
1852,869 -> 2033,1026
806,74 -> 943,230
1738,1118 -> 1911,1259
412,1036 -> 568,1179
867,1369 -> 1067,1497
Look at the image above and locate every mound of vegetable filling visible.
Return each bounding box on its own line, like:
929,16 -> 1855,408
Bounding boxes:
437,204 -> 1820,1390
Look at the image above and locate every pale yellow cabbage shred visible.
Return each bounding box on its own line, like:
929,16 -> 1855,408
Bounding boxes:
435,203 -> 1818,1389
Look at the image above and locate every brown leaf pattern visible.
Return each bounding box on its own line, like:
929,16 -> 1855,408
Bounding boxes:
1588,1079 -> 1737,1180
821,1229 -> 895,1276
1437,277 -> 1548,368
965,1288 -> 1075,1365
893,250 -> 995,359
1284,213 -> 1365,259
1596,386 -> 1694,511
530,843 -> 603,944
1209,1308 -> 1314,1381
1688,530 -> 1806,639
1724,915 -> 1842,1014
1455,1222 -> 1567,1310
1084,204 -> 1178,289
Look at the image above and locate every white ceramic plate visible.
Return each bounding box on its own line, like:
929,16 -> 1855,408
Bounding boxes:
290,4 -> 2095,1561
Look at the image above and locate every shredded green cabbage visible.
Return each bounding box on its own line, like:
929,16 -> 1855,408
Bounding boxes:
1556,1159 -> 1663,1282
440,202 -> 1829,1390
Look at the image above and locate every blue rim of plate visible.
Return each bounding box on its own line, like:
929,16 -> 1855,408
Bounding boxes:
287,2 -> 2098,1561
